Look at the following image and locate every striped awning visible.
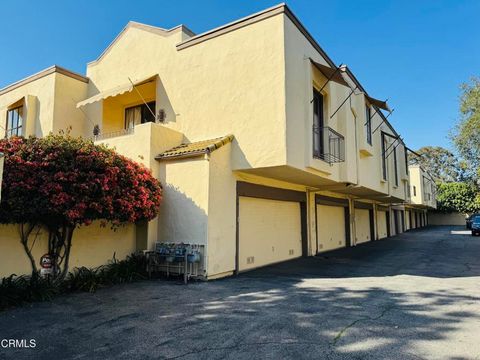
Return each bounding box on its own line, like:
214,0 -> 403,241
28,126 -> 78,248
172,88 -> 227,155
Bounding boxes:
76,75 -> 156,108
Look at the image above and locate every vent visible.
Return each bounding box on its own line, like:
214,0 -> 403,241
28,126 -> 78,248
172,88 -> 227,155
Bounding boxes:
246,256 -> 255,264
289,249 -> 294,255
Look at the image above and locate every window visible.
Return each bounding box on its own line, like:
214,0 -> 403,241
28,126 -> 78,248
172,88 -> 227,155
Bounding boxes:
312,89 -> 324,158
381,133 -> 387,180
393,146 -> 399,186
365,105 -> 372,145
5,106 -> 23,138
124,101 -> 156,129
413,186 -> 417,196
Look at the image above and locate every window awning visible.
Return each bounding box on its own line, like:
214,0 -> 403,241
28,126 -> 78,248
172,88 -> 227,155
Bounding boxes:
76,75 -> 157,108
365,95 -> 391,112
310,59 -> 350,88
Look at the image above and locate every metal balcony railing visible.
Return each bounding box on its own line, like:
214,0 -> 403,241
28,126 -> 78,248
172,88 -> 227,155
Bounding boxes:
312,126 -> 345,163
89,127 -> 134,141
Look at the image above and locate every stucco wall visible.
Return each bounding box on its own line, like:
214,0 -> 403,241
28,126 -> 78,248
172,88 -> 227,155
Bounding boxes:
0,72 -> 88,138
283,15 -> 348,184
85,15 -> 287,172
101,80 -> 156,135
207,144 -> 236,277
429,212 -> 466,226
283,14 -> 406,201
53,73 -> 89,137
0,74 -> 55,137
157,157 -> 209,247
409,165 -> 436,209
0,223 -> 135,278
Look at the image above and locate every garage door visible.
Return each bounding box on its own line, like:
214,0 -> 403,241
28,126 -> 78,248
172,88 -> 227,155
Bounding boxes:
316,204 -> 346,252
377,210 -> 388,239
355,209 -> 371,244
238,197 -> 302,271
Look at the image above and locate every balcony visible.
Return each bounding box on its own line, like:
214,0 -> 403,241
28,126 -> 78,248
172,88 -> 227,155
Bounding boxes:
93,122 -> 183,170
89,127 -> 134,141
312,126 -> 345,164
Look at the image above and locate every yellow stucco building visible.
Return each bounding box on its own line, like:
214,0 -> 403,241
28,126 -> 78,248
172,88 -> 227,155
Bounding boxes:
0,4 -> 436,278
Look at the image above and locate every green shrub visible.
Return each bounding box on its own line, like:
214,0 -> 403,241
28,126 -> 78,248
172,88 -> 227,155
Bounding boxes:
100,253 -> 148,284
0,273 -> 60,310
64,267 -> 104,293
0,253 -> 149,311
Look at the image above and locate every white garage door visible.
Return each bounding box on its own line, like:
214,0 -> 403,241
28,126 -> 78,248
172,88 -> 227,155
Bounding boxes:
239,197 -> 302,271
377,211 -> 388,239
355,209 -> 371,244
316,204 -> 346,252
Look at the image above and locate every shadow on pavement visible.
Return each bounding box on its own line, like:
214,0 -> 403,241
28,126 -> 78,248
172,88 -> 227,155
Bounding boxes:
0,226 -> 479,359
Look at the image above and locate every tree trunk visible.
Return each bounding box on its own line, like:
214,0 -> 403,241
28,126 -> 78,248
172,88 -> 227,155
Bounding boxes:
18,223 -> 38,275
47,224 -> 75,280
59,226 -> 74,279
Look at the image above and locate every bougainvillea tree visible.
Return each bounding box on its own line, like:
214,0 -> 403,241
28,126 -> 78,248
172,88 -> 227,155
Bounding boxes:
0,135 -> 162,278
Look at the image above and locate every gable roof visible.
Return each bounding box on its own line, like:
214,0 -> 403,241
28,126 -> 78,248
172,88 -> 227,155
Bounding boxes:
156,135 -> 234,160
87,22 -> 195,66
0,65 -> 88,97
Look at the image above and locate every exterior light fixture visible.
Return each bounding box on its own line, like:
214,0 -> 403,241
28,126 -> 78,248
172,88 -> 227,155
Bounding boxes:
157,109 -> 167,123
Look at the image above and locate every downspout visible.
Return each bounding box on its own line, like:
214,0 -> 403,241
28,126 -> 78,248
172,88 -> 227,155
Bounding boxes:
351,97 -> 360,246
306,188 -> 316,255
204,153 -> 211,279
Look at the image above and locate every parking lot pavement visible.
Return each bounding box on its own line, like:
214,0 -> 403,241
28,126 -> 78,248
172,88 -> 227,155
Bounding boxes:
1,226 -> 479,360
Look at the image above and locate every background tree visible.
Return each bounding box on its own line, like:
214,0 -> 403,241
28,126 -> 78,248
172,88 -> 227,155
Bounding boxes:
0,135 -> 162,278
451,76 -> 480,180
436,182 -> 479,214
409,146 -> 464,183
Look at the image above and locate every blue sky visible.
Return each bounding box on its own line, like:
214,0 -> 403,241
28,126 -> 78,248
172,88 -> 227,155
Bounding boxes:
1,0 -> 478,150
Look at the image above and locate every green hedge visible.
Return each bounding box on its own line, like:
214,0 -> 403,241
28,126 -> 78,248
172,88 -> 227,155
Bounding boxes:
0,253 -> 148,311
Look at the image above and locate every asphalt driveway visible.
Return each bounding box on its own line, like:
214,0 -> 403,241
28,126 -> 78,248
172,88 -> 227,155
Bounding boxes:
1,226 -> 480,360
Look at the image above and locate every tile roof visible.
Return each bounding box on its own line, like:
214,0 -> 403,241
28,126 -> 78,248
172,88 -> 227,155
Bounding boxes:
155,135 -> 234,160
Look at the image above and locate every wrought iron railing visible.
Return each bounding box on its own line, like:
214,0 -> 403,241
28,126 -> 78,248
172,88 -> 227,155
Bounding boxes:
89,127 -> 134,141
312,126 -> 345,163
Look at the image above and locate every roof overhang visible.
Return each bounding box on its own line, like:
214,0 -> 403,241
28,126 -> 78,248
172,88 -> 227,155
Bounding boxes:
76,75 -> 157,108
156,135 -> 234,161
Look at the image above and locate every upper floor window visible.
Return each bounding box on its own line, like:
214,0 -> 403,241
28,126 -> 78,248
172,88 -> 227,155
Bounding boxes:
312,89 -> 324,158
381,133 -> 387,180
393,146 -> 399,186
365,105 -> 372,145
413,185 -> 417,196
5,106 -> 23,138
124,101 -> 156,130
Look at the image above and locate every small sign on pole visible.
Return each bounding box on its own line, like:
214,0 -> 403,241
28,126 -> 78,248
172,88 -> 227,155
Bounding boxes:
39,254 -> 54,278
